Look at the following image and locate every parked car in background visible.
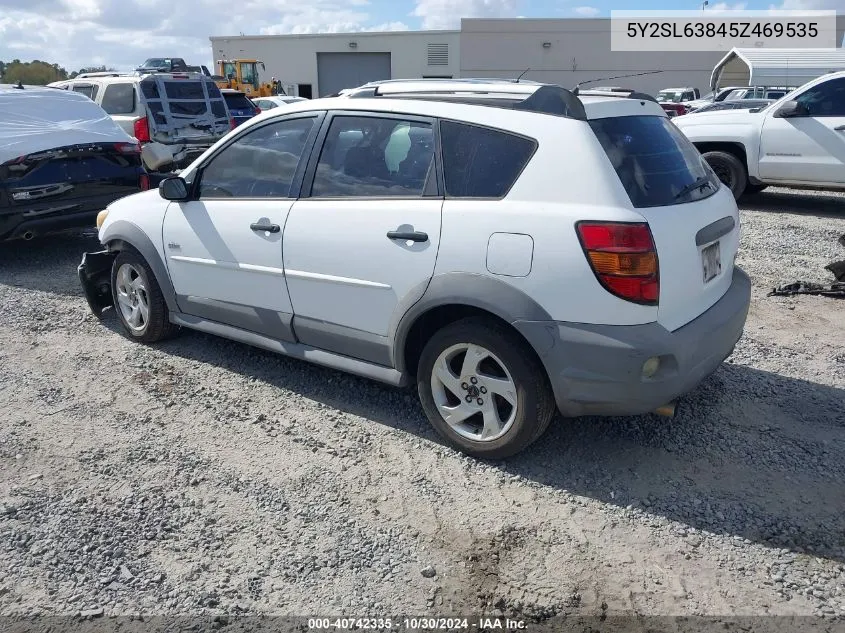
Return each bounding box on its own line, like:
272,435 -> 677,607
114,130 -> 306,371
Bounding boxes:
655,86 -> 700,117
252,95 -> 308,111
78,79 -> 750,459
675,70 -> 845,199
684,86 -> 748,112
49,71 -> 232,174
687,99 -> 774,113
0,85 -> 146,241
221,89 -> 262,126
721,86 -> 796,101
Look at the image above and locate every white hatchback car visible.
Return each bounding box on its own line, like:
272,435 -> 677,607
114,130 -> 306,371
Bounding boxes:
78,80 -> 751,459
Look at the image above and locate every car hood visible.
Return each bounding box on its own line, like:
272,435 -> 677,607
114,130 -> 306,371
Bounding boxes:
674,108 -> 764,127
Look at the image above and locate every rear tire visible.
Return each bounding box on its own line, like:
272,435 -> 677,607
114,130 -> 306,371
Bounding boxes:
111,249 -> 179,343
417,317 -> 556,459
703,151 -> 747,200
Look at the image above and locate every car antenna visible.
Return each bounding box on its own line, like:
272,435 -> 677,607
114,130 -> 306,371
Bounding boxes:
14,80 -> 24,89
572,69 -> 663,96
515,68 -> 531,83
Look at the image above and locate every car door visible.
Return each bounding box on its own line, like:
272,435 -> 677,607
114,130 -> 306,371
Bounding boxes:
282,112 -> 442,366
161,113 -> 323,342
758,77 -> 845,185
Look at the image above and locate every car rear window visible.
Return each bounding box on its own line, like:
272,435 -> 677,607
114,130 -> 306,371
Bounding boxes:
589,115 -> 718,208
224,94 -> 255,110
100,84 -> 135,114
439,121 -> 536,198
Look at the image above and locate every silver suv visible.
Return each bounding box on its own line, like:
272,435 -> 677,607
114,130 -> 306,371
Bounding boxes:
49,72 -> 231,174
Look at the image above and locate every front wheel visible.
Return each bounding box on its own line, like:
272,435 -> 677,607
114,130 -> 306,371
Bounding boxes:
111,249 -> 179,343
702,150 -> 747,200
417,317 -> 556,459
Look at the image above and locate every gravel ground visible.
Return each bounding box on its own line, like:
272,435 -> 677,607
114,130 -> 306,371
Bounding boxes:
1,188 -> 844,630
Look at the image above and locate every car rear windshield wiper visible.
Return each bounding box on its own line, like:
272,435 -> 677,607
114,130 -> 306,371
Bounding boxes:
675,176 -> 713,200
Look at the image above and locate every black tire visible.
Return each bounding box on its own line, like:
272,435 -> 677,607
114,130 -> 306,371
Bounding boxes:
110,248 -> 179,343
702,150 -> 747,200
417,317 -> 556,459
743,183 -> 768,196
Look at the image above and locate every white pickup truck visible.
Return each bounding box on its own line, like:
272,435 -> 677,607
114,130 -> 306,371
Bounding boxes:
674,70 -> 845,199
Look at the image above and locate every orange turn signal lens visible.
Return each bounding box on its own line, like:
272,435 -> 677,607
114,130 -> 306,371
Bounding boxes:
587,251 -> 657,276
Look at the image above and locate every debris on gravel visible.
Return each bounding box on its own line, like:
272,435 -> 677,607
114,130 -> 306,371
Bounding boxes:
0,189 -> 844,624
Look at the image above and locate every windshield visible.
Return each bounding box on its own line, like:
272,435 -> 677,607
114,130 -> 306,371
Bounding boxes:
590,115 -> 719,208
241,63 -> 258,90
656,91 -> 682,103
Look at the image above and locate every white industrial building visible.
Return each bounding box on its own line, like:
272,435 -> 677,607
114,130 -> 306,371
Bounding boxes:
210,17 -> 845,99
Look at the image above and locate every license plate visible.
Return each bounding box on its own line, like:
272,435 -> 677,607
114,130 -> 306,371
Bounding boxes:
702,241 -> 722,283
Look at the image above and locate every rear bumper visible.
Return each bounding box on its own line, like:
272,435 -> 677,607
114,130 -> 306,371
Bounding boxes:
514,268 -> 752,417
0,191 -> 137,241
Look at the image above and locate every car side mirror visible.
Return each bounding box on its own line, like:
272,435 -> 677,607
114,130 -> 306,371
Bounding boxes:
159,176 -> 190,201
773,101 -> 808,118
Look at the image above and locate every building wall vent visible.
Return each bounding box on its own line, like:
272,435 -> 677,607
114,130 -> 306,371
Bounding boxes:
427,43 -> 449,66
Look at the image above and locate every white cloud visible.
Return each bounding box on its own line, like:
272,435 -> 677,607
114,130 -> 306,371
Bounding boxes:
770,0 -> 845,7
573,6 -> 600,17
412,0 -> 520,30
0,0 -> 415,73
706,2 -> 748,9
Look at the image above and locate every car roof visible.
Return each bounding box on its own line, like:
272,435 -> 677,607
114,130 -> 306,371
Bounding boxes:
0,84 -> 90,98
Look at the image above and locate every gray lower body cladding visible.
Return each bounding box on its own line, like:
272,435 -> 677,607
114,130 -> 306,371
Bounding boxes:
514,268 -> 752,417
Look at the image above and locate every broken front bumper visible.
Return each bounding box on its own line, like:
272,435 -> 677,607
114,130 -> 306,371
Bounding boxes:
78,250 -> 116,318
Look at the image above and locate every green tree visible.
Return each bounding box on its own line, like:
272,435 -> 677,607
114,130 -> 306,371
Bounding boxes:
2,59 -> 69,85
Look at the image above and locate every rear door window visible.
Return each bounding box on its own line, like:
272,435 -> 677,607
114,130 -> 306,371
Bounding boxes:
100,83 -> 135,114
590,115 -> 719,208
439,121 -> 536,198
310,115 -> 434,198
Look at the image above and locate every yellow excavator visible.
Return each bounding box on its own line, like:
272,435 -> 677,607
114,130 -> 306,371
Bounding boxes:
214,58 -> 281,97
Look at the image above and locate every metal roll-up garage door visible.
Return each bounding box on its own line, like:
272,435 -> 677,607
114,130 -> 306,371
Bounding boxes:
317,52 -> 391,97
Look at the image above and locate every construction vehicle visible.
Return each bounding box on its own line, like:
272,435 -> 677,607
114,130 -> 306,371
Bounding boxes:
214,58 -> 279,97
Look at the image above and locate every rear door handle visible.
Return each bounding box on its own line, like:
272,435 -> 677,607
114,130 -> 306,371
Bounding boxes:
835,125 -> 845,131
387,230 -> 428,243
251,222 -> 280,233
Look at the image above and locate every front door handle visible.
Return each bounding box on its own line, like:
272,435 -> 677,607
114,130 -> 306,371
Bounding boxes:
387,230 -> 428,243
251,222 -> 280,233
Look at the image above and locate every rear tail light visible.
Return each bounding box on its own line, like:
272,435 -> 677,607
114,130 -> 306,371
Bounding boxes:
229,117 -> 236,130
254,106 -> 261,114
133,117 -> 151,143
576,221 -> 659,305
139,173 -> 150,191
114,142 -> 141,154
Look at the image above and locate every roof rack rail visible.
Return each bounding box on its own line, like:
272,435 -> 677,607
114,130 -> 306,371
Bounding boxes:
577,88 -> 658,103
76,72 -> 131,79
348,80 -> 587,121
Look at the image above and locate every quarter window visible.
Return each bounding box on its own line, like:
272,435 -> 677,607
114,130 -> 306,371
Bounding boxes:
439,121 -> 536,198
100,84 -> 135,114
311,116 -> 434,198
794,78 -> 845,116
199,117 -> 316,198
72,84 -> 99,101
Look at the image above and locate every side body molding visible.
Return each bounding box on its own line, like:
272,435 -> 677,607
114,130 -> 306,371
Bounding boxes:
100,219 -> 179,313
389,272 -> 554,373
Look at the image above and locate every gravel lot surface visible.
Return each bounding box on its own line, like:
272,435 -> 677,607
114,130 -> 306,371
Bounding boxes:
1,188 -> 844,630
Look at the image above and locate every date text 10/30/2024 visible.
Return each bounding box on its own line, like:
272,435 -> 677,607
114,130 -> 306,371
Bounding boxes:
307,617 -> 529,630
